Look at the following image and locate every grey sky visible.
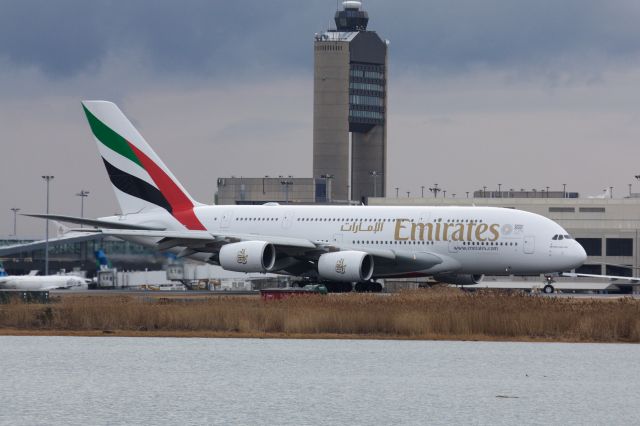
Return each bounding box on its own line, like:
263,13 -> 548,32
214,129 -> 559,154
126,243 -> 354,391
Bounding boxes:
1,0 -> 640,236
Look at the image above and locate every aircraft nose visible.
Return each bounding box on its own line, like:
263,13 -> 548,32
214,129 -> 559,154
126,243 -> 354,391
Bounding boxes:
570,241 -> 587,268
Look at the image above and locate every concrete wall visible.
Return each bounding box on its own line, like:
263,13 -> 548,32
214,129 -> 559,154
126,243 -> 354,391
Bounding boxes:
313,41 -> 350,201
351,123 -> 386,202
216,177 -> 318,205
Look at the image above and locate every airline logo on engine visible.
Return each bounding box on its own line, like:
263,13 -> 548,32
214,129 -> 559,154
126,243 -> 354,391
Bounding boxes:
335,258 -> 346,274
237,249 -> 248,264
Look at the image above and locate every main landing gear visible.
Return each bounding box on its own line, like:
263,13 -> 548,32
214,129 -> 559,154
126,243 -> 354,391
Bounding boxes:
317,281 -> 383,293
354,281 -> 383,293
323,282 -> 353,293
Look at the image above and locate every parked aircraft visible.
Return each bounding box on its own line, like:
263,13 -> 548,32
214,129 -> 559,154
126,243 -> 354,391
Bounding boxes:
0,101 -> 587,292
0,270 -> 88,291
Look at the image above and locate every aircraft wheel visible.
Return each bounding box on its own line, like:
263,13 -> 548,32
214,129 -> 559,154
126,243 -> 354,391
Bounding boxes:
369,282 -> 383,293
354,282 -> 368,292
543,284 -> 555,294
324,282 -> 341,293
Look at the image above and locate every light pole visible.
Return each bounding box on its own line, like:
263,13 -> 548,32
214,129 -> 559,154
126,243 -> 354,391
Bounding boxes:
610,186 -> 614,199
482,186 -> 487,198
546,186 -> 549,198
369,171 -> 382,198
443,190 -> 447,198
76,190 -> 90,228
394,187 -> 399,198
429,184 -> 441,198
280,180 -> 293,204
466,191 -> 469,199
498,183 -> 502,197
421,185 -> 425,198
42,175 -> 54,275
406,191 -> 410,198
562,183 -> 567,198
629,183 -> 632,198
10,208 -> 20,236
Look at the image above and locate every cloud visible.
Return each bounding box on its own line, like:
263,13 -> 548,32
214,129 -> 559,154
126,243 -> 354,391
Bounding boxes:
2,1 -> 639,81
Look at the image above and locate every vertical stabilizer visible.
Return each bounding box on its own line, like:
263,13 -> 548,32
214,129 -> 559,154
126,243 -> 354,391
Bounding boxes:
82,101 -> 205,230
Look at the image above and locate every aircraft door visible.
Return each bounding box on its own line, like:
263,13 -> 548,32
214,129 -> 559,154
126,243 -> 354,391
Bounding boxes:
524,236 -> 535,254
419,211 -> 431,223
281,210 -> 294,229
220,210 -> 233,230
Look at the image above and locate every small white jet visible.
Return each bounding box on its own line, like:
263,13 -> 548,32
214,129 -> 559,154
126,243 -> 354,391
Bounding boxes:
1,101 -> 587,292
0,272 -> 87,291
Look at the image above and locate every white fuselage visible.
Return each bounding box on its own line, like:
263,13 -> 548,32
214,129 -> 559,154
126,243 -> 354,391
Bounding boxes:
0,275 -> 87,291
103,205 -> 587,278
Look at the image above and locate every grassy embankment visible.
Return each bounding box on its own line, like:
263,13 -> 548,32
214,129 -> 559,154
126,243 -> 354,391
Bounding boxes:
1,289 -> 639,342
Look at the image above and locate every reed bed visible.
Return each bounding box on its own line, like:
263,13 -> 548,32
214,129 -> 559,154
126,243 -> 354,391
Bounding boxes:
1,289 -> 639,342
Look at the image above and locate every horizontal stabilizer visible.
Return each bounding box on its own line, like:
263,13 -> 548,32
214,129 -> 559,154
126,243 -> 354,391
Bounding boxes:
23,214 -> 166,231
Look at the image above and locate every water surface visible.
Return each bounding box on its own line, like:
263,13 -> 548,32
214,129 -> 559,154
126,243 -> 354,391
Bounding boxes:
0,337 -> 638,425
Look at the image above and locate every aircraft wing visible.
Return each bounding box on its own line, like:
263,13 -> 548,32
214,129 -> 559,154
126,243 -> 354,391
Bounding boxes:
562,272 -> 640,285
82,229 -> 443,271
2,223 -> 442,275
85,229 -> 317,249
0,232 -> 104,256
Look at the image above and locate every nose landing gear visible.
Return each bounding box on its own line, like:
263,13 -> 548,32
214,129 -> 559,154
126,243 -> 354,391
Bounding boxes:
542,275 -> 555,294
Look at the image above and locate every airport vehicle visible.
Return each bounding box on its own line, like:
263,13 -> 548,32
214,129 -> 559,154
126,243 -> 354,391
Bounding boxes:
1,101 -> 587,292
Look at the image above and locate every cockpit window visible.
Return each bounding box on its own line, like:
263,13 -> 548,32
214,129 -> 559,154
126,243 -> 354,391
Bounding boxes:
553,233 -> 573,240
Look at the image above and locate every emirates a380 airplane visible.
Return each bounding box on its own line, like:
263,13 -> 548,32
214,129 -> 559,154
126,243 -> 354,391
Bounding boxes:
4,101 -> 586,292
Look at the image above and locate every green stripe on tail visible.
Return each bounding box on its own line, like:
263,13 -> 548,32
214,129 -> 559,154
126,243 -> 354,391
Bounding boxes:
82,105 -> 142,167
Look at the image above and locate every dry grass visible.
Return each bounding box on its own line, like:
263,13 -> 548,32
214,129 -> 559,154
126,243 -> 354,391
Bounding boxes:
1,288 -> 639,342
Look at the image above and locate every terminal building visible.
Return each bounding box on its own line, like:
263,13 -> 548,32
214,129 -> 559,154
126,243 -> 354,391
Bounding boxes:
216,177 -> 335,205
313,0 -> 388,202
0,236 -> 165,277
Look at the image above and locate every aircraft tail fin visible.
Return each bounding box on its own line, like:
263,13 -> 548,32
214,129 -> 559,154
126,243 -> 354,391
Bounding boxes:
94,249 -> 111,271
81,101 -> 205,230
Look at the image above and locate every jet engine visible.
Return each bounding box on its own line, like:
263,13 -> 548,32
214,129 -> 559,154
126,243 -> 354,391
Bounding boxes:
433,273 -> 484,285
219,241 -> 276,273
318,251 -> 374,282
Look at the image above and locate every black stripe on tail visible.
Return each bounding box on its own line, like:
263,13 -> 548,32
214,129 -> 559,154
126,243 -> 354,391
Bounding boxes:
102,159 -> 172,213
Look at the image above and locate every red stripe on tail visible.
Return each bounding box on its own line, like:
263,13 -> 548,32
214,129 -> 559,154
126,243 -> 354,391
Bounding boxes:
128,143 -> 206,231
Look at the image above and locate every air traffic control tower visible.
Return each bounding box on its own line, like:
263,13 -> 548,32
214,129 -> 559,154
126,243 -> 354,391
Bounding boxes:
313,0 -> 388,202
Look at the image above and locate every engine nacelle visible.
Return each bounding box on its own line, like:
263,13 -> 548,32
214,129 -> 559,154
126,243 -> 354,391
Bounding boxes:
433,273 -> 484,285
318,251 -> 374,282
219,241 -> 276,273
